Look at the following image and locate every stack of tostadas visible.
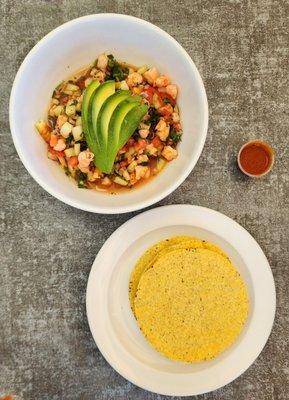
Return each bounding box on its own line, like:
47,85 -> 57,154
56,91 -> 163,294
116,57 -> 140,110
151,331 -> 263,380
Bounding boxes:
129,236 -> 249,363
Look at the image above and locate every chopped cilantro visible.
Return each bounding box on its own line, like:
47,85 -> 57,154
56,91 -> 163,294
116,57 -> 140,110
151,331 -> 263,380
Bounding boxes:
75,171 -> 87,188
163,97 -> 172,104
106,54 -> 129,82
107,54 -> 116,68
148,108 -> 160,128
132,130 -> 140,140
65,135 -> 74,144
78,180 -> 87,189
76,171 -> 87,181
48,116 -> 56,129
169,131 -> 182,144
64,167 -> 71,176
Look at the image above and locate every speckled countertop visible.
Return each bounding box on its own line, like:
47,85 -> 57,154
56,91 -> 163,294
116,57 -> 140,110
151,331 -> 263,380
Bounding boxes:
0,1 -> 288,399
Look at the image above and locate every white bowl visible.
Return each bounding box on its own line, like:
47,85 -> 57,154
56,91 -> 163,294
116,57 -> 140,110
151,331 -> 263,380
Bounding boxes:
86,205 -> 276,396
10,14 -> 208,214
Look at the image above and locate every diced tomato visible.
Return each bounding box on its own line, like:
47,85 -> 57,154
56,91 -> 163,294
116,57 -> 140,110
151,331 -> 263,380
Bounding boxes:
135,139 -> 147,151
127,138 -> 136,146
143,86 -> 157,103
118,144 -> 128,154
158,104 -> 174,116
143,86 -> 176,107
59,95 -> 69,105
158,92 -> 176,106
143,86 -> 163,106
173,122 -> 182,132
151,136 -> 162,147
76,77 -> 86,90
49,133 -> 58,147
48,146 -> 64,158
120,160 -> 129,168
68,156 -> 79,168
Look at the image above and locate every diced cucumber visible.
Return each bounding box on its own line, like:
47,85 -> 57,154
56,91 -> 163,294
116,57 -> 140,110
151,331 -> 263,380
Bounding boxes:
53,105 -> 64,116
60,122 -> 73,138
64,148 -> 76,158
157,157 -> 167,171
72,125 -> 83,141
74,143 -> 81,156
65,104 -> 76,116
119,80 -> 129,90
75,116 -> 82,126
122,170 -> 130,181
76,102 -> 82,112
113,176 -> 128,186
66,83 -> 80,91
127,160 -> 137,172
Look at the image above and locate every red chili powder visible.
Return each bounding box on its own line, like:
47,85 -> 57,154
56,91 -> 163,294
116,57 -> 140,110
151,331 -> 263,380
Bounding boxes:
239,142 -> 272,176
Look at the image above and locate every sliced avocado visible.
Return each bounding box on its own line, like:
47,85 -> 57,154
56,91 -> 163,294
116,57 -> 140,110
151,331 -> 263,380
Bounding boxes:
105,99 -> 148,173
83,80 -> 147,174
90,80 -> 115,142
118,104 -> 148,149
107,96 -> 141,153
81,80 -> 100,153
96,90 -> 131,169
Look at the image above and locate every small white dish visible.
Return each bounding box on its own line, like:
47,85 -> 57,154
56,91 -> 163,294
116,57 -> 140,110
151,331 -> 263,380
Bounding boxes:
9,14 -> 208,214
86,204 -> 276,396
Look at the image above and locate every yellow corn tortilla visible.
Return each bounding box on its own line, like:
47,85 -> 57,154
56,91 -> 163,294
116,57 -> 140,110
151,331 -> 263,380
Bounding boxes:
129,236 -> 227,313
133,247 -> 249,363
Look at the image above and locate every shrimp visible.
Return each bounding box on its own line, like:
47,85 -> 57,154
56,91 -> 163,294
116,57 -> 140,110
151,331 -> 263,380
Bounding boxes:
78,150 -> 94,173
143,67 -> 159,85
126,72 -> 143,88
166,84 -> 178,99
155,75 -> 171,88
97,54 -> 108,71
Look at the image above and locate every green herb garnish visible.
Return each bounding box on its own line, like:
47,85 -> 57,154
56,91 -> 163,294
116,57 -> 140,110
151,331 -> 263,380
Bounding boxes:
48,116 -> 56,129
169,131 -> 182,144
75,171 -> 87,188
78,180 -> 87,188
148,108 -> 160,128
65,135 -> 74,144
106,54 -> 129,82
64,167 -> 71,176
163,97 -> 172,104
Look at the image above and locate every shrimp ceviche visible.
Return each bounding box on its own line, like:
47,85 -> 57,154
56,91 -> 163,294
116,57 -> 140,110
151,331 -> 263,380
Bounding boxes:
36,54 -> 182,191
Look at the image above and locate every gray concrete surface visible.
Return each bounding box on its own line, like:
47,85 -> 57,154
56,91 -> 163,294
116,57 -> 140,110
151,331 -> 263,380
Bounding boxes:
1,1 -> 288,399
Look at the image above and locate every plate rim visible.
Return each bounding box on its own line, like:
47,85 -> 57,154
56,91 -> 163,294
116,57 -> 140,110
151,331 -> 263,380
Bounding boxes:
86,204 -> 276,396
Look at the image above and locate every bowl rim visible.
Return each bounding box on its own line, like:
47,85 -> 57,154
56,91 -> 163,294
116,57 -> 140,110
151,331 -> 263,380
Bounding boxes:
9,13 -> 208,214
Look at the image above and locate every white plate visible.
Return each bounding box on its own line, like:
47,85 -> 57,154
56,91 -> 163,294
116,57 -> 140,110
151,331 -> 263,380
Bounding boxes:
86,205 -> 276,396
